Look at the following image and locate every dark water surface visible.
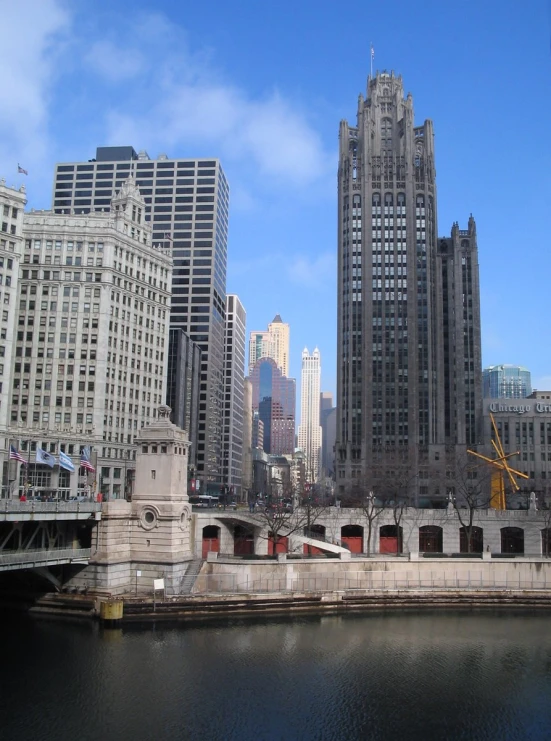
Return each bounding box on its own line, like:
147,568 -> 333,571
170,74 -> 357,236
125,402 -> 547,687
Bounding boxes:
2,610 -> 551,740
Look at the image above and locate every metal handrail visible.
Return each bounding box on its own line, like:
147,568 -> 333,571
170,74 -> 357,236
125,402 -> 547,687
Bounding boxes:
0,547 -> 92,565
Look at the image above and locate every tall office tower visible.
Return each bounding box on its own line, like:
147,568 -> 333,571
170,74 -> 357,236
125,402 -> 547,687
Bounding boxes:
222,295 -> 246,497
483,365 -> 532,399
52,146 -> 229,486
248,314 -> 290,375
298,348 -> 322,482
0,180 -> 26,492
11,180 -> 171,499
336,71 -> 482,504
166,328 -> 201,471
241,378 -> 253,496
320,391 -> 336,477
439,218 -> 483,445
248,357 -> 295,455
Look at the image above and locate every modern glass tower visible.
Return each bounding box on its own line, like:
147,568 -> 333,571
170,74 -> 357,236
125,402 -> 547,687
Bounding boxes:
52,147 -> 229,486
335,72 -> 482,504
483,365 -> 532,399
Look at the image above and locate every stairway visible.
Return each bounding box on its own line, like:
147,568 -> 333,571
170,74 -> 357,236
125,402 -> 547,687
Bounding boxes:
180,559 -> 204,594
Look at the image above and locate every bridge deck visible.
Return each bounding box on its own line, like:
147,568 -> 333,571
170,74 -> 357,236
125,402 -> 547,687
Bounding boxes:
0,501 -> 102,522
0,547 -> 92,571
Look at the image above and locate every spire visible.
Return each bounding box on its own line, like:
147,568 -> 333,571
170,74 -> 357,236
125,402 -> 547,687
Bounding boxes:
272,314 -> 283,323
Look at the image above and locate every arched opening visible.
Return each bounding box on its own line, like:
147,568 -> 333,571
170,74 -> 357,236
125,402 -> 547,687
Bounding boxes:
303,523 -> 326,555
234,524 -> 255,556
341,524 -> 363,553
379,524 -> 403,554
268,532 -> 288,555
459,526 -> 484,553
419,525 -> 443,553
501,527 -> 524,554
542,528 -> 551,556
202,525 -> 221,558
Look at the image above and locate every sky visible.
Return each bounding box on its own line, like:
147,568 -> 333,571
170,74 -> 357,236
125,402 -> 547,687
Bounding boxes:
1,0 -> 551,402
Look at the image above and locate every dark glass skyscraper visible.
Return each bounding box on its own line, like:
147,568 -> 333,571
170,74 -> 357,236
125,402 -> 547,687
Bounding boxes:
52,147 -> 229,486
248,358 -> 295,456
336,72 -> 482,504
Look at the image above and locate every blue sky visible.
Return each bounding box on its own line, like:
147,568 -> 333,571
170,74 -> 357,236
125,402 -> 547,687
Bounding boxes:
1,0 -> 551,401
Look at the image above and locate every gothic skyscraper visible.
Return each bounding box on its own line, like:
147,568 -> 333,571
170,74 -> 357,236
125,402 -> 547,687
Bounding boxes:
336,72 -> 482,504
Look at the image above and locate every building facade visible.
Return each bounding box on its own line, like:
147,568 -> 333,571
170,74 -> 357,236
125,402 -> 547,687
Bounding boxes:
7,179 -> 171,499
52,146 -> 229,487
298,347 -> 322,482
248,357 -> 295,455
336,71 -> 482,504
166,328 -> 201,471
248,314 -> 290,375
222,294 -> 246,499
483,364 -> 532,399
0,180 -> 26,494
320,392 -> 336,479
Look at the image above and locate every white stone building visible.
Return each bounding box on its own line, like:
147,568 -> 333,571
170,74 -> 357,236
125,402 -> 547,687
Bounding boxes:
298,347 -> 322,482
0,180 -> 26,495
8,179 -> 171,499
248,314 -> 290,376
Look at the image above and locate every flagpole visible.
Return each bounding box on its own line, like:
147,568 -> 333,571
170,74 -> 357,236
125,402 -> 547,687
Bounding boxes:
370,42 -> 374,79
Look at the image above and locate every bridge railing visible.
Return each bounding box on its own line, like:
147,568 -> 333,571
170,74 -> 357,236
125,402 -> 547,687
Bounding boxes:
0,547 -> 92,569
194,567 -> 551,595
0,501 -> 102,514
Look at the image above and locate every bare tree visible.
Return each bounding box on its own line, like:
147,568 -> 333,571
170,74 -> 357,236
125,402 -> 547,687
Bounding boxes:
248,484 -> 329,555
448,455 -> 493,553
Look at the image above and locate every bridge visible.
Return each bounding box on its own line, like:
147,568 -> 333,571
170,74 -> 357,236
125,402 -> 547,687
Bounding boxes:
0,499 -> 102,573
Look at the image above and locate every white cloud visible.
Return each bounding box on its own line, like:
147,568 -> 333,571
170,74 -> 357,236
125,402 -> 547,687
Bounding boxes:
85,13 -> 333,190
84,41 -> 144,83
286,252 -> 336,287
0,0 -> 70,169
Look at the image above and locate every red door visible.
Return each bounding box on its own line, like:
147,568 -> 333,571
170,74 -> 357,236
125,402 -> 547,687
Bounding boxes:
268,535 -> 289,554
380,537 -> 399,554
341,536 -> 362,553
202,537 -> 220,558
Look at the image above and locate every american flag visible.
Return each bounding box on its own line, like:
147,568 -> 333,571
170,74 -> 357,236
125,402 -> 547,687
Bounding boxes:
80,455 -> 95,473
9,445 -> 27,464
17,164 -> 28,176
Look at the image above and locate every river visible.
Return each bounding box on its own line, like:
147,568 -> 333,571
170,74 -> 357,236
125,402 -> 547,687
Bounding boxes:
2,610 -> 551,740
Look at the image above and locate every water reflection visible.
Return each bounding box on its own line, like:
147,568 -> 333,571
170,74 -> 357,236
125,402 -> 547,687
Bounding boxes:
1,610 -> 551,740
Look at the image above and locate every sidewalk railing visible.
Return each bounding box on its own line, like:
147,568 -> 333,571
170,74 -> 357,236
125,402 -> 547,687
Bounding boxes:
194,567 -> 551,595
0,500 -> 102,514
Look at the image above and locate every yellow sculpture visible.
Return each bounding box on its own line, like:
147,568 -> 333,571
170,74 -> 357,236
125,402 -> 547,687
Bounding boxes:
468,413 -> 529,509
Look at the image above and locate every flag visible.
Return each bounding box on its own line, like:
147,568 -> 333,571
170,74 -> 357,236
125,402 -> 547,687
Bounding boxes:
9,445 -> 27,464
80,455 -> 95,473
59,451 -> 75,473
164,232 -> 173,242
36,447 -> 56,468
371,44 -> 375,60
80,446 -> 95,473
17,164 -> 28,176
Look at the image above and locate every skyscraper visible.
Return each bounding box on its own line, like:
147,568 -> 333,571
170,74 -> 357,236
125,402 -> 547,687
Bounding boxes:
298,348 -> 322,482
0,180 -> 25,492
248,357 -> 295,455
11,179 -> 171,499
222,294 -> 246,498
336,71 -> 482,504
483,365 -> 532,399
320,391 -> 336,477
248,314 -> 290,375
52,147 -> 229,486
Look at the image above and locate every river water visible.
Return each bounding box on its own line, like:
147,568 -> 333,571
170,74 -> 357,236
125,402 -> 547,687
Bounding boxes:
2,610 -> 551,740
